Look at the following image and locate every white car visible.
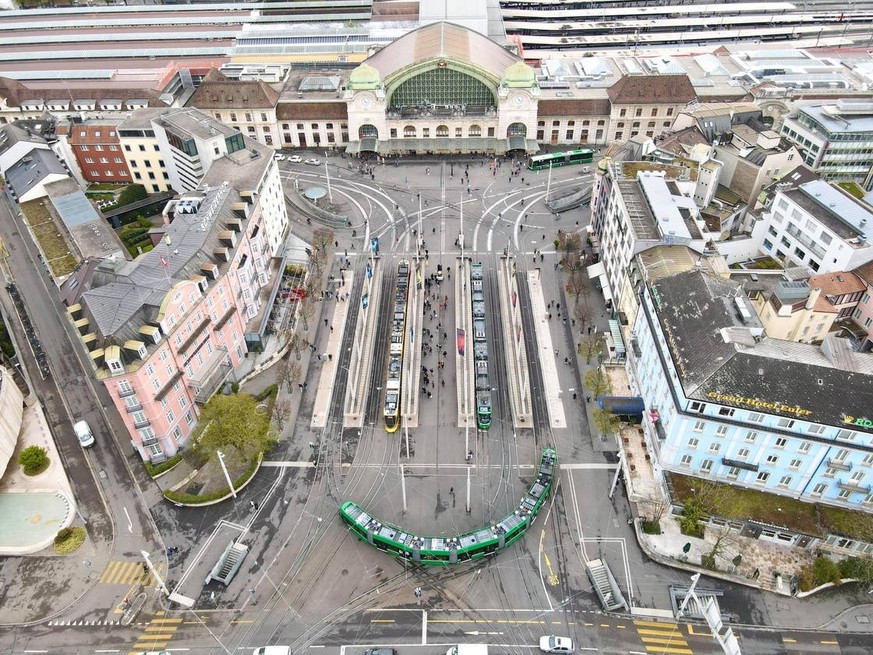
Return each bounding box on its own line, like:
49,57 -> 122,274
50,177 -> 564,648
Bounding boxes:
74,420 -> 95,448
304,158 -> 321,166
287,155 -> 303,163
273,153 -> 285,161
539,636 -> 574,654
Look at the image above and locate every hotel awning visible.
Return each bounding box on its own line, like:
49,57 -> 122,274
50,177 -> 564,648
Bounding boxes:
586,261 -> 605,280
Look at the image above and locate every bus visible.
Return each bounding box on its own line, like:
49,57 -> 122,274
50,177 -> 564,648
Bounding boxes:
528,149 -> 595,171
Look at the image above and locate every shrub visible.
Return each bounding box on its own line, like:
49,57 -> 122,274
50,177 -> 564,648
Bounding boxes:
798,566 -> 814,592
812,555 -> 841,586
19,445 -> 49,475
118,184 -> 147,206
164,456 -> 261,505
254,383 -> 278,402
838,556 -> 873,582
144,452 -> 184,478
231,382 -> 240,394
679,499 -> 706,537
641,519 -> 662,535
53,526 -> 86,554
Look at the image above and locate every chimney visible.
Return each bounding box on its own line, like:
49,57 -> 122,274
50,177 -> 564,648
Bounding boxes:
806,286 -> 822,311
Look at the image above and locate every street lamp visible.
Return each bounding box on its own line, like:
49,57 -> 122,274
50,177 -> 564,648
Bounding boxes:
216,450 -> 236,499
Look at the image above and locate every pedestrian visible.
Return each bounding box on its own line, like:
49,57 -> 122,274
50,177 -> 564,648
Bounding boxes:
573,393 -> 578,400
324,318 -> 328,327
449,486 -> 454,495
554,349 -> 559,356
250,500 -> 257,510
586,396 -> 591,403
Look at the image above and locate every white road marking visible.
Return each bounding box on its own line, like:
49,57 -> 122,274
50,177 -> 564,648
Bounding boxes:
422,610 -> 428,645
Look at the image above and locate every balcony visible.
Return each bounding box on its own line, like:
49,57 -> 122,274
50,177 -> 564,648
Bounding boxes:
118,387 -> 137,398
141,432 -> 158,447
837,480 -> 871,494
785,224 -> 826,260
125,402 -> 143,413
134,417 -> 151,429
827,458 -> 852,472
188,347 -> 232,404
721,457 -> 759,472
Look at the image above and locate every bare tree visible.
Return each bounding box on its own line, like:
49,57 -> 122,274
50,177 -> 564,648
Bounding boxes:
574,300 -> 592,331
273,398 -> 293,432
565,269 -> 586,300
642,495 -> 672,524
584,367 -> 612,398
298,297 -> 314,331
312,228 -> 335,255
557,229 -> 582,257
277,355 -> 303,391
702,523 -> 740,571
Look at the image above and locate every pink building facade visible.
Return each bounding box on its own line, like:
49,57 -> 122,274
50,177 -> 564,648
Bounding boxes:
852,261 -> 873,352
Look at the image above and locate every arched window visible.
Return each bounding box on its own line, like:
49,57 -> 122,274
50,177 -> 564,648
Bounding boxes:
469,125 -> 482,137
359,124 -> 378,139
403,125 -> 416,138
436,125 -> 449,138
389,68 -> 496,109
507,123 -> 526,138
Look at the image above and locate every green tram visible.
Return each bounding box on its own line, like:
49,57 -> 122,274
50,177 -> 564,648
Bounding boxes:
339,448 -> 557,565
470,262 -> 492,430
528,149 -> 595,171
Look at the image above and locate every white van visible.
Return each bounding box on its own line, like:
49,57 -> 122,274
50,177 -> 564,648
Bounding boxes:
253,648 -> 292,655
74,420 -> 95,448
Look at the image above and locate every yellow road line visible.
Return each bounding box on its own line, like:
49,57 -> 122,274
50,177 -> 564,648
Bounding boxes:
616,625 -> 627,629
370,619 -> 395,623
150,617 -> 183,625
635,620 -> 677,628
641,636 -> 689,645
429,619 -> 484,623
782,638 -> 797,643
600,624 -> 610,628
144,626 -> 177,632
231,620 -> 255,624
99,562 -> 120,584
820,641 -> 838,645
137,633 -> 175,639
496,620 -> 545,624
638,628 -> 687,638
643,647 -> 693,655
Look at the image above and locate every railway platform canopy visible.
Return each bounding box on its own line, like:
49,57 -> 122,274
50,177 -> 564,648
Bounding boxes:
345,22 -> 540,156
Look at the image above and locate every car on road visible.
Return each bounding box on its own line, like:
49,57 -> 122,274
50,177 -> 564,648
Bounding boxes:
288,155 -> 303,163
539,636 -> 574,654
273,153 -> 285,161
436,264 -> 444,281
74,419 -> 95,448
364,649 -> 396,655
304,157 -> 321,166
252,648 -> 291,655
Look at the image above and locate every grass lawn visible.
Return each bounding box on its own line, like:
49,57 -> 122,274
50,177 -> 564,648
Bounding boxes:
838,181 -> 865,200
20,200 -> 80,276
670,473 -> 873,543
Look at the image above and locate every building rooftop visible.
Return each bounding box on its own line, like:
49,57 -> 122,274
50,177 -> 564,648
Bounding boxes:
187,68 -> 281,109
156,106 -> 238,141
800,101 -> 873,135
6,148 -> 67,198
793,180 -> 873,242
808,271 -> 867,298
651,269 -> 873,434
606,74 -> 696,104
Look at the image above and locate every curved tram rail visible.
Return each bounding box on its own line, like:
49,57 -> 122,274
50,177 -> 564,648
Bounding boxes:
339,448 -> 557,565
384,260 -> 410,433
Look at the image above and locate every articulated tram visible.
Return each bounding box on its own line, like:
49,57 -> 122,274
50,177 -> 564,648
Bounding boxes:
384,260 -> 410,433
339,448 -> 558,565
470,263 -> 492,430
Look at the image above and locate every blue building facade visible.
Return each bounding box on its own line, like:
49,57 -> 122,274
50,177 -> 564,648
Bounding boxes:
629,268 -> 873,512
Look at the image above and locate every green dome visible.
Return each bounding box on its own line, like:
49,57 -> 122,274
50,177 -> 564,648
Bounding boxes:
348,63 -> 381,90
503,61 -> 536,88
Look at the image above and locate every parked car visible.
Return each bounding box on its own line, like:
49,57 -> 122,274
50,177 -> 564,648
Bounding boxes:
273,153 -> 285,161
436,264 -> 444,281
74,420 -> 95,448
288,155 -> 303,163
252,648 -> 291,655
304,158 -> 321,166
364,649 -> 396,655
539,637 -> 574,654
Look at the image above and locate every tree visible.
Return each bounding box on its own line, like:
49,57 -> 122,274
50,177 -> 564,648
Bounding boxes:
298,297 -> 314,331
577,334 -> 602,364
312,227 -> 336,254
273,398 -> 292,432
19,445 -> 48,475
574,300 -> 592,331
192,393 -> 277,460
702,523 -> 740,571
565,269 -> 586,300
557,229 -> 582,257
592,407 -> 621,437
584,367 -> 612,398
118,183 -> 147,206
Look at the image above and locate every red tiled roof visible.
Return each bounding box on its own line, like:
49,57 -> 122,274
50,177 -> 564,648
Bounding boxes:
809,271 -> 867,297
607,74 -> 696,104
853,260 -> 873,287
0,76 -> 162,108
68,124 -> 122,145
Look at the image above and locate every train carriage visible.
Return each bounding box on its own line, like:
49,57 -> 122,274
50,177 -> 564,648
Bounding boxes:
384,261 -> 410,432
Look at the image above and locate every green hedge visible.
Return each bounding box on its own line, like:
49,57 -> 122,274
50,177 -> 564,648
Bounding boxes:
254,384 -> 278,402
144,452 -> 184,478
164,455 -> 261,505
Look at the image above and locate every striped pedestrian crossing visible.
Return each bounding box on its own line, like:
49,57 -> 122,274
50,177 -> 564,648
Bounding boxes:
129,612 -> 183,654
633,619 -> 693,654
99,561 -> 155,586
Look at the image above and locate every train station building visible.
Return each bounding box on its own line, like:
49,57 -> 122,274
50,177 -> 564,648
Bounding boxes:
343,22 -> 540,156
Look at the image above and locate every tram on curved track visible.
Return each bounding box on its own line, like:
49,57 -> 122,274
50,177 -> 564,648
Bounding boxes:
384,260 -> 410,433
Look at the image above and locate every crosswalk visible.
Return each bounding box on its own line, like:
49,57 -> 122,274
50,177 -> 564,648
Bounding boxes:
99,560 -> 155,586
633,619 -> 693,654
129,611 -> 182,654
